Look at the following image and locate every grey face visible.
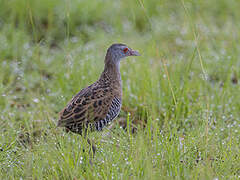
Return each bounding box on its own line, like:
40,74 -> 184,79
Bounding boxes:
106,43 -> 140,63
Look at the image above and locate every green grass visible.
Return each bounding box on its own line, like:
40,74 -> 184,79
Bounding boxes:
0,0 -> 240,179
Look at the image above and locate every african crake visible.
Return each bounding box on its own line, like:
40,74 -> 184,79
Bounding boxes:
58,43 -> 140,153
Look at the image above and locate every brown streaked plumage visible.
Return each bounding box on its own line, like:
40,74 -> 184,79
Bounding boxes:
57,43 -> 140,155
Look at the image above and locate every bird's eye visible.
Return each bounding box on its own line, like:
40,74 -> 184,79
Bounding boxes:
123,48 -> 128,53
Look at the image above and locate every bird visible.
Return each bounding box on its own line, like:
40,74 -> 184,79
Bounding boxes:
57,43 -> 140,155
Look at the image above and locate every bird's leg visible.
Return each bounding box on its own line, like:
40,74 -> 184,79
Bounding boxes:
87,138 -> 96,165
87,138 -> 96,157
83,129 -> 96,164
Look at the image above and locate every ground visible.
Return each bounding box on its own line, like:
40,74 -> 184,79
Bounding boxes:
0,0 -> 239,179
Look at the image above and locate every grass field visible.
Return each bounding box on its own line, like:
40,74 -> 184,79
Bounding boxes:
0,0 -> 240,179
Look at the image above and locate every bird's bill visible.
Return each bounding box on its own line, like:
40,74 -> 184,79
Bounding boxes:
130,49 -> 141,56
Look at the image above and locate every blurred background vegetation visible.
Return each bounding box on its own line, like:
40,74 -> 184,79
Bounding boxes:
0,0 -> 239,179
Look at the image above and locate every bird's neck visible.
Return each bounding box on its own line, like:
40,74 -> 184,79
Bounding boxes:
98,54 -> 122,97
102,61 -> 121,82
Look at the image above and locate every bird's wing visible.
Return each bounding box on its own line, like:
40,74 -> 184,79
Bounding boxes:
58,82 -> 121,133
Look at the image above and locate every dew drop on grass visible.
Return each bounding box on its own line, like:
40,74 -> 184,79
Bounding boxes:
8,112 -> 14,117
79,156 -> 83,164
23,43 -> 30,50
46,89 -> 51,94
71,37 -> 78,43
33,98 -> 39,103
175,37 -> 184,45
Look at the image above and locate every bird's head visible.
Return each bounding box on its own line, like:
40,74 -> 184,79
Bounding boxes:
105,43 -> 140,64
